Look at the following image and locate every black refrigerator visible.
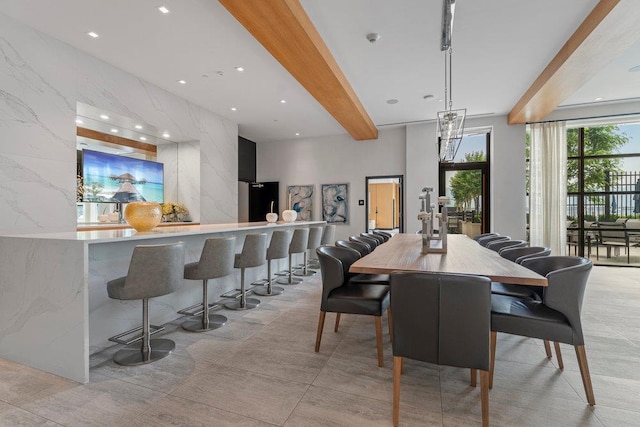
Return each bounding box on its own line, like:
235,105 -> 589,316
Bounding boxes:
249,182 -> 279,222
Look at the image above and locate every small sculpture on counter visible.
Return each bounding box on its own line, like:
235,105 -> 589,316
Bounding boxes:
418,187 -> 449,254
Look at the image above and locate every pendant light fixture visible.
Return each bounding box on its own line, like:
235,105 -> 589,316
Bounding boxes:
437,0 -> 466,162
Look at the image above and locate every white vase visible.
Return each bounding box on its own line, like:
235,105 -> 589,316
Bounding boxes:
266,212 -> 278,223
282,210 -> 297,222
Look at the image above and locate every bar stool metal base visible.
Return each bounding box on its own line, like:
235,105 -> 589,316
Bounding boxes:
252,285 -> 284,296
182,313 -> 228,332
293,268 -> 316,277
276,276 -> 303,285
224,297 -> 260,310
113,338 -> 175,366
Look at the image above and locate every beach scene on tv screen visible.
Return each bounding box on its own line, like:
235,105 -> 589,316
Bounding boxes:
82,150 -> 164,203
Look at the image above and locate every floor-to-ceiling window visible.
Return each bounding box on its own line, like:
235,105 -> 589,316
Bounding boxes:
439,131 -> 490,237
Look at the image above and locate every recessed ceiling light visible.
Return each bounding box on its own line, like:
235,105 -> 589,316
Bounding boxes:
87,31 -> 99,38
280,99 -> 286,104
100,114 -> 109,120
386,99 -> 399,105
235,66 -> 244,72
135,124 -> 143,129
628,65 -> 640,73
594,97 -> 604,101
158,6 -> 170,14
139,136 -> 147,141
178,80 -> 186,85
295,133 -> 300,136
230,107 -> 237,111
75,119 -> 83,124
162,132 -> 170,138
110,128 -> 118,133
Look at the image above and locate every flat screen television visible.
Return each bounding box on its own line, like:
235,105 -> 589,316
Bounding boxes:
81,149 -> 164,203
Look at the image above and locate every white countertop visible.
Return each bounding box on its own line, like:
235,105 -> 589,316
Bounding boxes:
4,221 -> 326,244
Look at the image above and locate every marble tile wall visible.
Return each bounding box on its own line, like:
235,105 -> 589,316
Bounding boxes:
0,11 -> 238,235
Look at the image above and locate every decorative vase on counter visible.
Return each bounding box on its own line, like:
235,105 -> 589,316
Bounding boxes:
282,210 -> 297,222
266,212 -> 278,223
125,202 -> 162,232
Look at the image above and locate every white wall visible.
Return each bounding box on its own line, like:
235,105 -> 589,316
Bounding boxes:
405,115 -> 527,239
257,128 -> 406,241
0,12 -> 237,234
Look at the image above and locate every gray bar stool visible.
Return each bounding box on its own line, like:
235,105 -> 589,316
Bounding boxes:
276,228 -> 309,285
253,230 -> 290,297
295,226 -> 323,276
180,237 -> 235,332
107,242 -> 185,366
321,224 -> 336,246
309,224 -> 336,269
224,233 -> 267,310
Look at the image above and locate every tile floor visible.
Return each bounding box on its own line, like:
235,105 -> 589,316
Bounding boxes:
0,265 -> 639,426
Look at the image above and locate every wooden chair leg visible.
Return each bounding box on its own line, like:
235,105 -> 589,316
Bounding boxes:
315,311 -> 326,352
575,345 -> 596,406
480,370 -> 490,427
554,342 -> 564,370
387,307 -> 393,341
489,331 -> 497,389
393,356 -> 402,426
375,316 -> 384,367
543,340 -> 552,359
470,369 -> 477,387
334,313 -> 341,332
400,356 -> 404,374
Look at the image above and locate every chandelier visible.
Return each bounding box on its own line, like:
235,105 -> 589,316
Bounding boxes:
437,0 -> 466,162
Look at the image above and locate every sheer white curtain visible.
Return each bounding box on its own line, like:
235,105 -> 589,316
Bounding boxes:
529,121 -> 567,255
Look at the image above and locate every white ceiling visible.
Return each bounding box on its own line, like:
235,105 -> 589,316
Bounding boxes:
1,0 -> 638,143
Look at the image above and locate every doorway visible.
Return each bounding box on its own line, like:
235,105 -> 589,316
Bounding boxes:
366,175 -> 404,234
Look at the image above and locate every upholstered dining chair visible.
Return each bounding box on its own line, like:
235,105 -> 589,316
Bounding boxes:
315,246 -> 391,367
473,232 -> 497,242
350,235 -> 378,251
499,246 -> 551,264
477,234 -> 509,247
490,256 -> 595,406
485,239 -> 527,253
390,271 -> 491,427
361,232 -> 385,246
335,240 -> 388,285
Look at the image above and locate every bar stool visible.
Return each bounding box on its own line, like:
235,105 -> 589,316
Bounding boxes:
276,228 -> 309,285
180,237 -> 235,332
309,224 -> 336,269
253,230 -> 290,297
224,233 -> 267,310
295,226 -> 323,276
107,242 -> 185,366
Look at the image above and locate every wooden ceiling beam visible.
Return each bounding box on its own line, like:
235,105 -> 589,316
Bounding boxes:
508,0 -> 640,124
218,0 -> 378,140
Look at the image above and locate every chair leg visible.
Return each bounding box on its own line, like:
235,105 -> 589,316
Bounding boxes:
315,311 -> 326,352
489,331 -> 497,389
400,356 -> 404,374
470,369 -> 477,387
334,313 -> 341,332
480,370 -> 490,427
393,356 -> 402,427
387,307 -> 393,341
543,340 -> 552,359
575,345 -> 596,406
375,316 -> 384,367
554,342 -> 564,370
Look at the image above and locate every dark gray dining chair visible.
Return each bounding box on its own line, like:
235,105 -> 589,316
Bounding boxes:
473,232 -> 497,242
336,239 -> 370,257
390,272 -> 491,427
315,246 -> 391,367
486,239 -> 527,253
477,234 -> 509,247
490,256 -> 595,406
361,232 -> 385,246
350,235 -> 377,251
491,246 -> 551,301
335,240 -> 388,285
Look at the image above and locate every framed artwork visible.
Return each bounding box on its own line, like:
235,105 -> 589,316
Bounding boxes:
322,183 -> 349,224
287,185 -> 314,221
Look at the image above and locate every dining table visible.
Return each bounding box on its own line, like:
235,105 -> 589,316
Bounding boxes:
350,233 -> 547,286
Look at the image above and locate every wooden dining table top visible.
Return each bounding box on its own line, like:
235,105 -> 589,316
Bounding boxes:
350,233 -> 548,286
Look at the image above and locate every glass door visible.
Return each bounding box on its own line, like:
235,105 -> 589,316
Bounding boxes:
438,132 -> 490,237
